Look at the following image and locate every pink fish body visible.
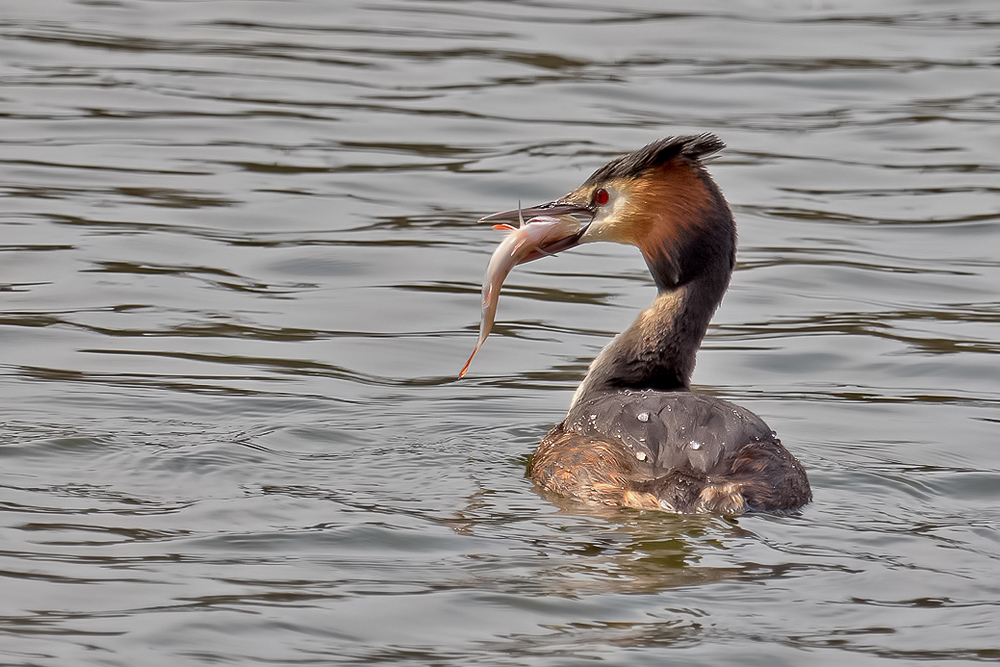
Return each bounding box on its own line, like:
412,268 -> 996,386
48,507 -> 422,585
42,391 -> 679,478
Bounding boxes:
460,214 -> 581,378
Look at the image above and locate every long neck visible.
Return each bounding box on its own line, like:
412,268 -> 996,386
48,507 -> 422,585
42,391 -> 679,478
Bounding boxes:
571,174 -> 735,405
570,269 -> 729,404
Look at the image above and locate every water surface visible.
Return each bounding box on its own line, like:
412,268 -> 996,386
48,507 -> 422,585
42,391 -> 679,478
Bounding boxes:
1,1 -> 999,664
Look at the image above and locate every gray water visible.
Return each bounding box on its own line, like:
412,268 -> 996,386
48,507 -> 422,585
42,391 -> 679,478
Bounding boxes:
1,1 -> 999,664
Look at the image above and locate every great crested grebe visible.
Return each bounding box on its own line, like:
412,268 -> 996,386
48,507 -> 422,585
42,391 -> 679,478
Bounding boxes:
475,134 -> 811,514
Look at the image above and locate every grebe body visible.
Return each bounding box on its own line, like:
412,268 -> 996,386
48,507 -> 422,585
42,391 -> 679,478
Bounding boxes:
477,135 -> 811,514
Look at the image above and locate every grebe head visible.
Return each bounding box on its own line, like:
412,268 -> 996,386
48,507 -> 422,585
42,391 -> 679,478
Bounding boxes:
480,134 -> 734,293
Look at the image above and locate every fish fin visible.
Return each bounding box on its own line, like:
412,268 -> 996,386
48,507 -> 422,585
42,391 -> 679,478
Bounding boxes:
459,341 -> 483,379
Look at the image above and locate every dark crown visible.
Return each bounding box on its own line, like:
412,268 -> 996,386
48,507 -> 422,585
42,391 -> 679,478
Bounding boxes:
583,134 -> 726,186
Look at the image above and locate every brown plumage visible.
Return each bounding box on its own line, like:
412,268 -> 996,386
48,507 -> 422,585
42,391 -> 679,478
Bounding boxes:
478,135 -> 811,514
531,391 -> 810,513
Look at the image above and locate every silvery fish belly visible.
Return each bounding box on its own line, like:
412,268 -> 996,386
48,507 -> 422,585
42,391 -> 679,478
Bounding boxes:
459,215 -> 581,377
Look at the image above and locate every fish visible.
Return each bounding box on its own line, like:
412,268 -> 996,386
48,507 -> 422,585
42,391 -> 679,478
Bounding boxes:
459,212 -> 581,378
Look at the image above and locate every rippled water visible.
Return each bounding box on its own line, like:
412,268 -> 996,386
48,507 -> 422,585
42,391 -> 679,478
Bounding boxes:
2,1 -> 999,664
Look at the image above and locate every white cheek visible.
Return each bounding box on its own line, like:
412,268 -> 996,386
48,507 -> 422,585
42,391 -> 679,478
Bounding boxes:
581,196 -> 628,242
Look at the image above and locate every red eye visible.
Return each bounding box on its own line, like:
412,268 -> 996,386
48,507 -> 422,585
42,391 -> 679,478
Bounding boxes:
593,188 -> 609,206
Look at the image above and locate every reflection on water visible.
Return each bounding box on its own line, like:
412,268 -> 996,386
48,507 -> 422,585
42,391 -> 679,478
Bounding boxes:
2,0 -> 999,664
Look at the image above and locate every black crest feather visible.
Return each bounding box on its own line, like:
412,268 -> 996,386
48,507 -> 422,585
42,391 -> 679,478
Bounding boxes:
583,134 -> 725,186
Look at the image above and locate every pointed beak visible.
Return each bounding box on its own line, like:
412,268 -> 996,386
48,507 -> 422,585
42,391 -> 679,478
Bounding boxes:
479,200 -> 596,223
479,200 -> 595,263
